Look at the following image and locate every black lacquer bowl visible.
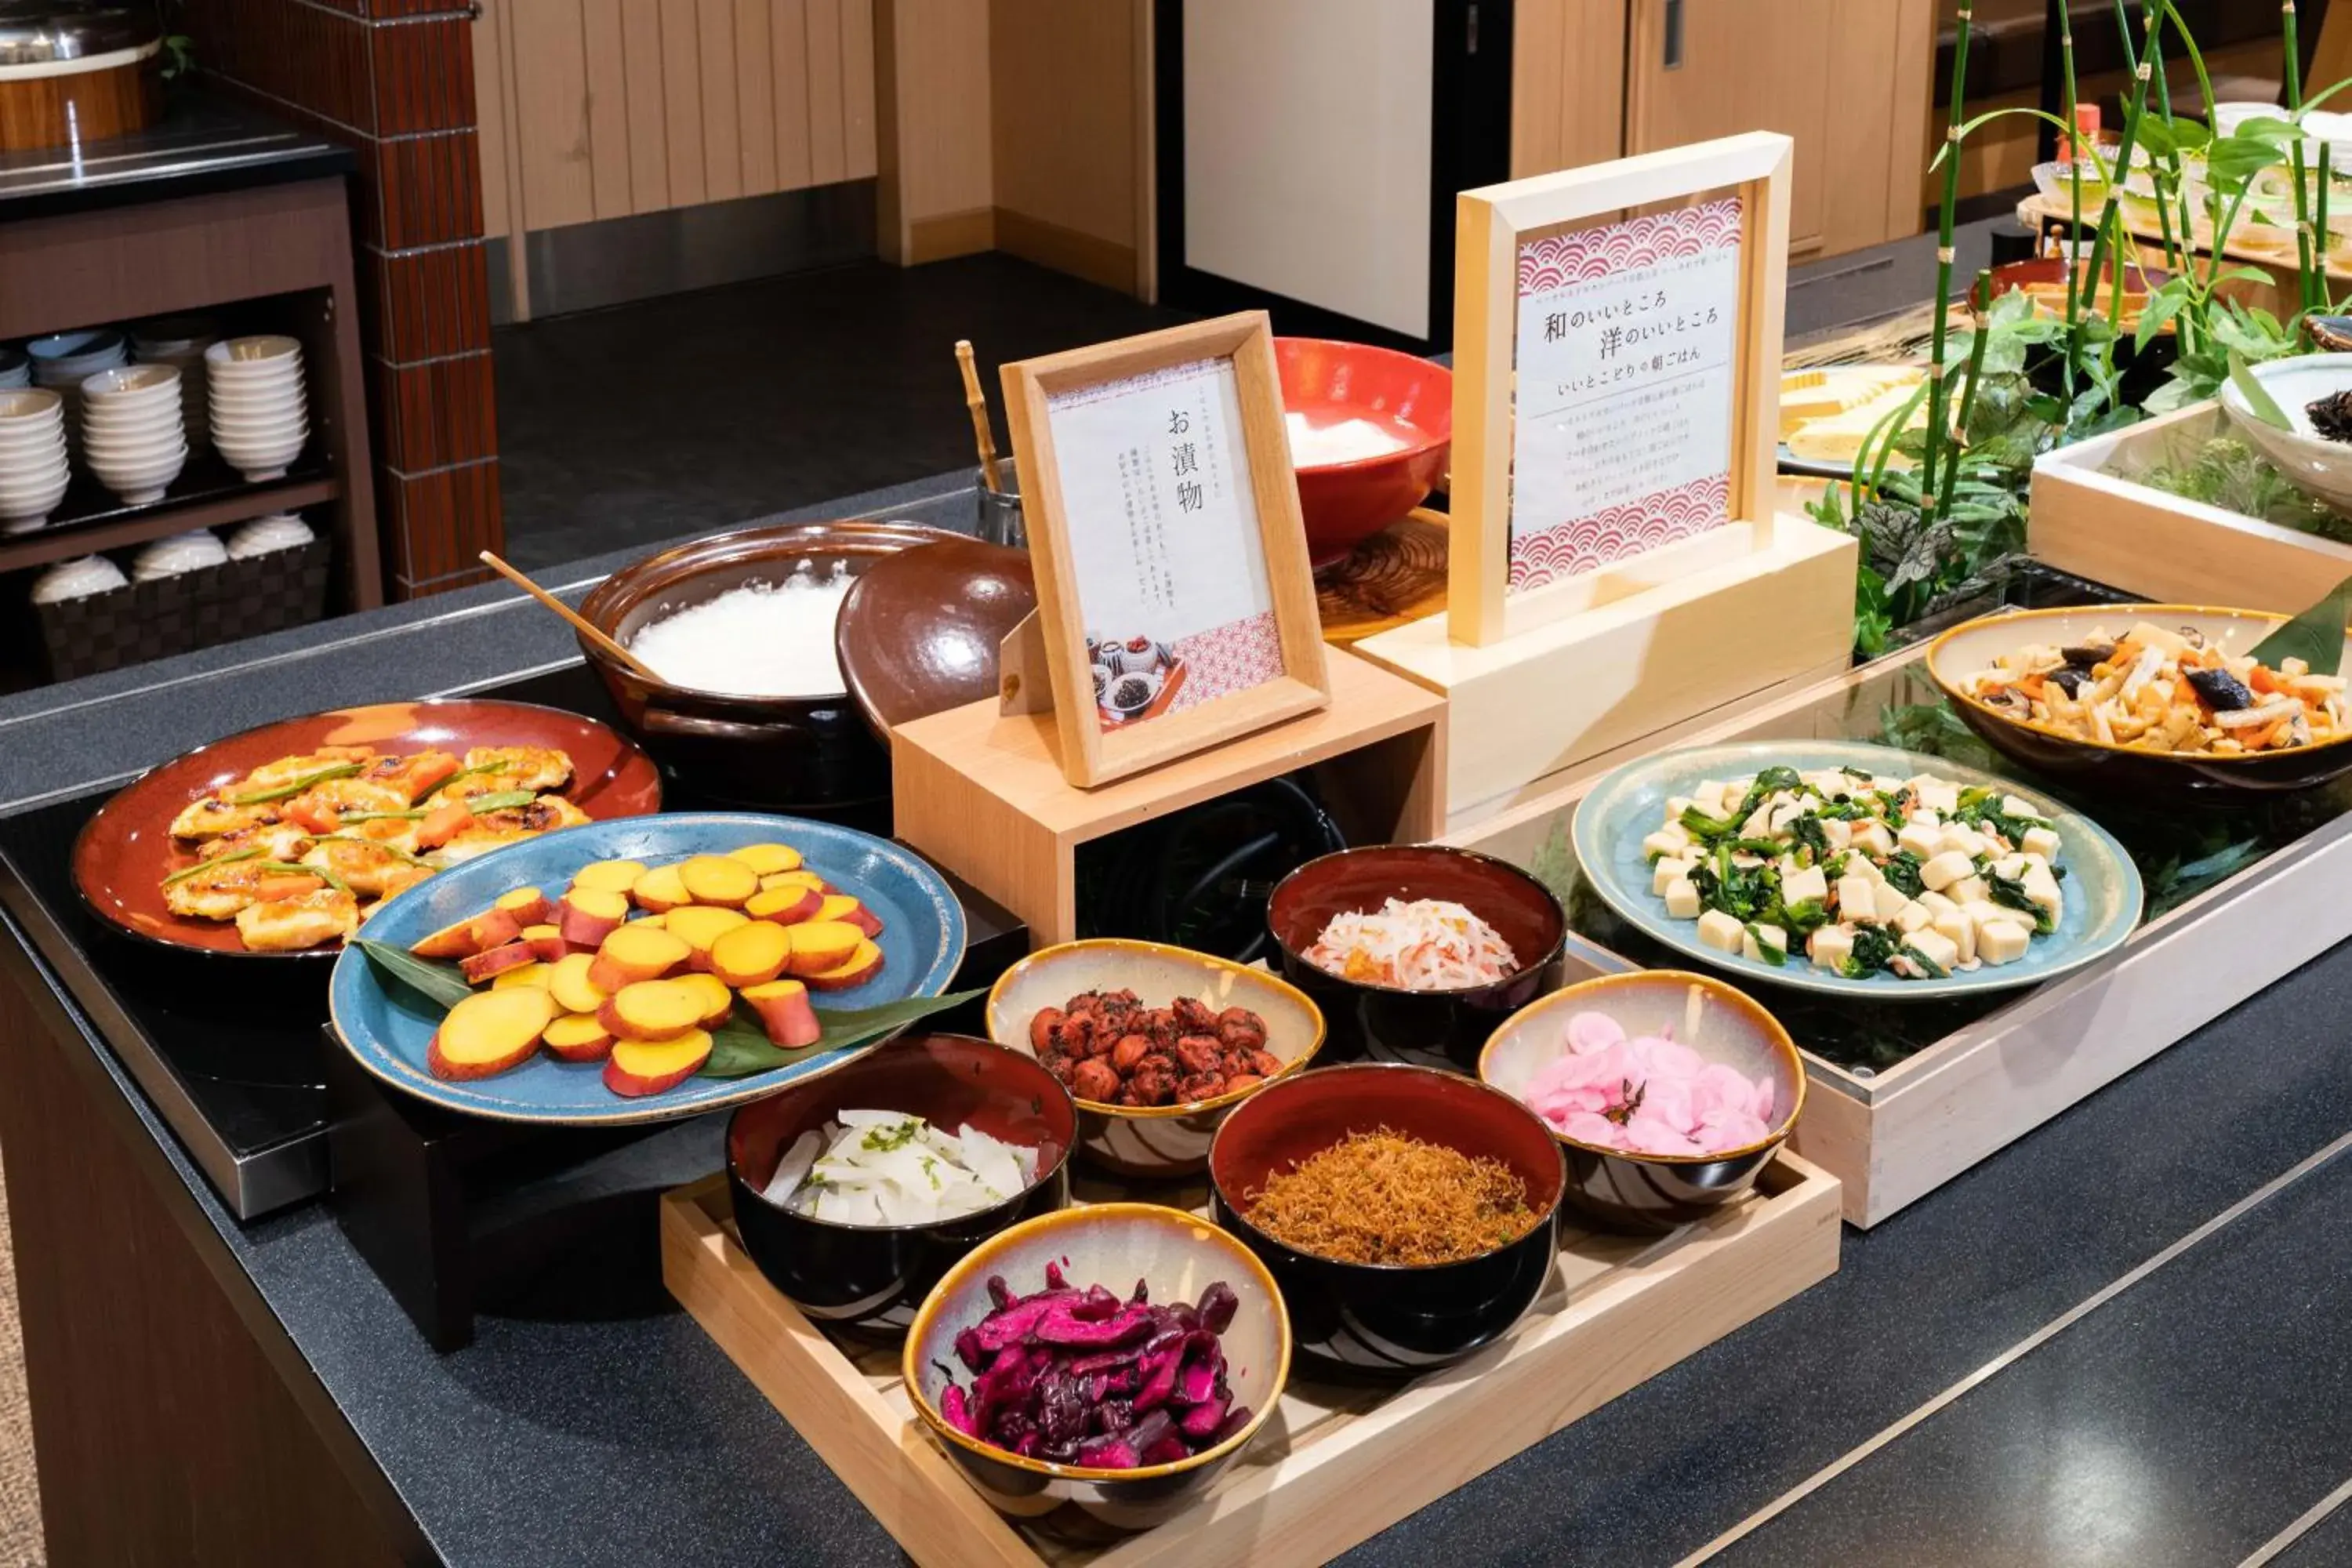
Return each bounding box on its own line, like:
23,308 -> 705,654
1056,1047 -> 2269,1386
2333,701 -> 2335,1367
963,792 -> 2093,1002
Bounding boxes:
1266,845 -> 1566,1071
1479,971 -> 1805,1235
725,1033 -> 1076,1334
1207,1062 -> 1565,1375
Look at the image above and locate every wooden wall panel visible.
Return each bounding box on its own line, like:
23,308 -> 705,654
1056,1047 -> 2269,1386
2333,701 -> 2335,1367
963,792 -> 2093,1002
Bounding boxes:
698,0 -> 745,198
474,5 -> 512,237
621,0 -> 671,209
807,0 -> 848,184
1510,0 -> 1625,179
843,0 -> 877,179
509,0 -> 597,230
771,0 -> 814,187
583,0 -> 633,217
737,0 -> 779,194
989,0 -> 1135,265
659,0 -> 709,205
875,0 -> 992,262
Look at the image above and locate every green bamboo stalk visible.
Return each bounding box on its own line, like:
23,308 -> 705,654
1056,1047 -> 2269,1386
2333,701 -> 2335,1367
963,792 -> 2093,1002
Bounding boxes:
2060,0 -> 2085,394
2076,0 -> 2165,326
2285,0 -> 2325,311
1921,2 -> 1976,514
1934,274 -> 1994,528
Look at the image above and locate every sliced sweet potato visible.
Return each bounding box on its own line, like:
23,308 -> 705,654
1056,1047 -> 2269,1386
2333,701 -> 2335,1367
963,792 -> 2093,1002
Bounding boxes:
494,886 -> 554,927
597,978 -> 709,1042
676,972 -> 735,1029
541,1012 -> 615,1064
741,978 -> 821,1048
629,862 -> 691,913
805,938 -> 884,992
521,923 -> 568,963
588,923 -> 692,991
813,894 -> 862,927
728,842 -> 804,877
783,920 -> 862,977
572,858 -> 648,895
412,906 -> 521,960
746,884 -> 822,926
602,1030 -> 712,1097
489,961 -> 552,993
840,904 -> 884,938
459,940 -> 539,985
557,886 -> 630,947
760,870 -> 826,895
666,905 -> 750,967
708,920 -> 791,988
546,951 -> 608,1015
678,855 -> 759,908
426,989 -> 555,1080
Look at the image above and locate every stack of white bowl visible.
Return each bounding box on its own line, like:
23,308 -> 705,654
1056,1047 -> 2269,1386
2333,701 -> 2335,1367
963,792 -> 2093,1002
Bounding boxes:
205,336 -> 308,481
82,365 -> 189,505
27,329 -> 129,457
0,347 -> 28,390
0,389 -> 70,533
129,316 -> 220,448
132,529 -> 229,582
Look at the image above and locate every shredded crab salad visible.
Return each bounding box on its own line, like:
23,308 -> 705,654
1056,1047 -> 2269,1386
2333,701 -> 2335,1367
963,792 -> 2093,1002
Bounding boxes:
1302,897 -> 1519,990
1641,764 -> 2064,981
1958,619 -> 2347,757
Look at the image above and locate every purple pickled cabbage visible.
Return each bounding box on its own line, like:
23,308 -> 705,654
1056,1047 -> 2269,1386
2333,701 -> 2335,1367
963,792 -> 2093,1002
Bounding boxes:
1178,1397 -> 1229,1440
1197,1282 -> 1238,1334
935,1265 -> 1249,1471
1074,1435 -> 1140,1469
1033,1301 -> 1153,1348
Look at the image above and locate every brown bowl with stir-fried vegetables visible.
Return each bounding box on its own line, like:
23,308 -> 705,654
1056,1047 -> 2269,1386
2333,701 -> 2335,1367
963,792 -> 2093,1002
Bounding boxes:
74,699 -> 662,960
1927,605 -> 2352,801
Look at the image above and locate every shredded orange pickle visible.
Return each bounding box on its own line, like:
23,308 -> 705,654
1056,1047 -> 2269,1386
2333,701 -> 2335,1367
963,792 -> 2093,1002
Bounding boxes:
1303,898 -> 1518,990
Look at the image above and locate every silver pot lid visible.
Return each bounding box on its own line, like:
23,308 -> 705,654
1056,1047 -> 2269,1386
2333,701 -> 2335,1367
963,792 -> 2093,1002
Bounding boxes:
0,4 -> 163,65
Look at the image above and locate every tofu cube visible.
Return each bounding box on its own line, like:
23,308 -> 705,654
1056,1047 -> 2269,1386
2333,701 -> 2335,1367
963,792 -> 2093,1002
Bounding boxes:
1642,825 -> 1693,860
1919,850 -> 1977,891
2021,861 -> 2063,923
2002,794 -> 2045,820
1731,851 -> 1766,869
1918,890 -> 1958,916
1780,865 -> 1829,909
1769,799 -> 1806,834
1850,822 -> 1896,858
1652,856 -> 1694,895
1905,927 -> 1961,972
1696,909 -> 1745,953
1896,819 -> 1946,858
1905,808 -> 1943,832
1990,852 -> 2027,882
1891,898 -> 1934,934
2020,825 -> 2062,862
1663,877 -> 1702,919
1822,818 -> 1853,850
1835,874 -> 1881,923
1932,909 -> 1976,964
1664,795 -> 1693,822
1690,779 -> 1729,817
1739,804 -> 1776,840
1949,874 -> 1992,906
1741,924 -> 1789,963
1809,924 -> 1856,970
1872,880 -> 1915,921
1912,775 -> 1961,814
1938,826 -> 1988,860
1977,919 -> 2033,964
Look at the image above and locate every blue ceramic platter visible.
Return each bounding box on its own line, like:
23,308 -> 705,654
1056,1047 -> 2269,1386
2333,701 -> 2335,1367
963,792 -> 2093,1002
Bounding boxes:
1571,739 -> 2143,1000
328,812 -> 967,1124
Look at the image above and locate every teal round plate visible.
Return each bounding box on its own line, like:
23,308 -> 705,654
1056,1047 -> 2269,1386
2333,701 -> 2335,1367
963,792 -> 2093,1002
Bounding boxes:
328,812 -> 966,1124
1571,739 -> 2143,999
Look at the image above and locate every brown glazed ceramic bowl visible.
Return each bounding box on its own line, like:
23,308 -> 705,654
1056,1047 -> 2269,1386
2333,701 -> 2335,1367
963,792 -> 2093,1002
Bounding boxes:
1266,844 -> 1566,1070
71,699 -> 661,961
833,536 -> 1036,737
983,939 -> 1326,1178
1479,971 -> 1805,1235
1926,605 -> 2352,802
1207,1062 -> 1564,1374
726,1034 -> 1076,1334
902,1203 -> 1290,1529
575,520 -> 962,809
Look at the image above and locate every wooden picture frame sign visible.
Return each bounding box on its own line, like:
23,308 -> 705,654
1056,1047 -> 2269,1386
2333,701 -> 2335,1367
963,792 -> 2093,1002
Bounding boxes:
1448,132 -> 1795,648
1000,311 -> 1331,788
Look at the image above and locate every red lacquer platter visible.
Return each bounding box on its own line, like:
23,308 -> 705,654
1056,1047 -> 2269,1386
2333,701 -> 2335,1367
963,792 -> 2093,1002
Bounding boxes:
72,699 -> 663,960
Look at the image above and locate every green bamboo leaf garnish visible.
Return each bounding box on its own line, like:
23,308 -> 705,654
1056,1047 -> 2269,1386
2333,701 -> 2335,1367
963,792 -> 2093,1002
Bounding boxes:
355,938 -> 474,1008
256,858 -> 347,894
2249,571 -> 2352,677
699,988 -> 987,1079
459,790 -> 538,814
229,760 -> 365,805
2227,351 -> 2295,432
161,847 -> 262,884
318,835 -> 435,866
337,808 -> 432,823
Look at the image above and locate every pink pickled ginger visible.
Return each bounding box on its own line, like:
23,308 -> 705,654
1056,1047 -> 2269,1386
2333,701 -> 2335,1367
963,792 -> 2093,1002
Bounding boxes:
1522,1010 -> 1777,1156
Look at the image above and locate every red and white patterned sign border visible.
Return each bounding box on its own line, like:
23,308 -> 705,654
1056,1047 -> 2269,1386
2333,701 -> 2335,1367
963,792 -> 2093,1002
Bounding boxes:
1168,611 -> 1285,714
1517,197 -> 1743,296
1508,473 -> 1731,592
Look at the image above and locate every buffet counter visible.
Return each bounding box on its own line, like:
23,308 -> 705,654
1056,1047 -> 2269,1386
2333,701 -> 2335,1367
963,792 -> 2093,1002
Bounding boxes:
8,452 -> 2352,1564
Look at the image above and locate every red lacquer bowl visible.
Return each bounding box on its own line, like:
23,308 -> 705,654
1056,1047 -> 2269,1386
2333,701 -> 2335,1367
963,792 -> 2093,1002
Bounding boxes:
1275,338 -> 1452,567
72,699 -> 662,960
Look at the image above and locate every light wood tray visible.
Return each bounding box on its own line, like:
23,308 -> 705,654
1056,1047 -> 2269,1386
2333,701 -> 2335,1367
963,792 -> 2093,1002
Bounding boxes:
659,1154 -> 1840,1568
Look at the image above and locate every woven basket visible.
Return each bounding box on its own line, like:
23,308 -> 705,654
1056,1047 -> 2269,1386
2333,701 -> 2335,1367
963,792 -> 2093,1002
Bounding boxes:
22,535 -> 332,683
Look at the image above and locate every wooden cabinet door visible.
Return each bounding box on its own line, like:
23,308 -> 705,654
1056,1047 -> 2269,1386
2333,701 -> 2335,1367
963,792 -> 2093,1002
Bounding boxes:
1625,0 -> 1934,256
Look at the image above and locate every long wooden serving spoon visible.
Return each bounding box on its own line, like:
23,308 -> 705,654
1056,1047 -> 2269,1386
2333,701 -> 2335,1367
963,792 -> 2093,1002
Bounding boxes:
477,550 -> 663,683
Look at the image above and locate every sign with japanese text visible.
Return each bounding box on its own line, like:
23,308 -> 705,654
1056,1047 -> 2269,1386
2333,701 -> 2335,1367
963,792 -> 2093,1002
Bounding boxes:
1507,198 -> 1742,593
1044,358 -> 1286,729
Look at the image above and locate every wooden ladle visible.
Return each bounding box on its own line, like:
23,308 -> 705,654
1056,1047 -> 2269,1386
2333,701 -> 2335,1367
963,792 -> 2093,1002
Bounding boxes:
478,550 -> 662,682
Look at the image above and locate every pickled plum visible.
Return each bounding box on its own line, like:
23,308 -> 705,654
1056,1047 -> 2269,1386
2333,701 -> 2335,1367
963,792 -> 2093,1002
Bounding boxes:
934,1266 -> 1252,1469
